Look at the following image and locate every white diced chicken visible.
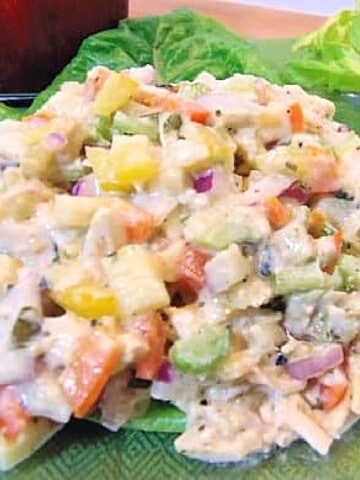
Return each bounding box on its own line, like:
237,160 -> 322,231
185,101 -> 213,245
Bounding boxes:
274,394 -> 333,455
205,244 -> 251,293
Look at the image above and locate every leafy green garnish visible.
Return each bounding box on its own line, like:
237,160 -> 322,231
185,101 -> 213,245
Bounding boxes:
284,10 -> 360,93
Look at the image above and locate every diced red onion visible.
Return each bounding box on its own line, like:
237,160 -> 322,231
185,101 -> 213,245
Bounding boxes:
279,181 -> 309,205
1,159 -> 18,170
193,169 -> 213,193
337,123 -> 349,133
285,345 -> 344,381
265,140 -> 278,151
71,174 -> 97,196
156,360 -> 175,383
43,132 -> 68,151
0,349 -> 35,385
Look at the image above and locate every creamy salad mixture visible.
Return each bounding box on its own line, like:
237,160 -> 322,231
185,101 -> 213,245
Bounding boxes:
1,64 -> 360,469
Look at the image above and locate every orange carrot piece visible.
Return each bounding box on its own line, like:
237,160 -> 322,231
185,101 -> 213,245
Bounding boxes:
321,384 -> 347,412
59,331 -> 121,418
0,387 -> 30,440
288,102 -> 305,133
265,197 -> 292,229
133,313 -> 167,380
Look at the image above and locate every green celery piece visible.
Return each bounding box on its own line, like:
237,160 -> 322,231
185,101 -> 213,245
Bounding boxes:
169,326 -> 230,375
87,400 -> 186,433
338,254 -> 360,292
274,262 -> 333,296
93,115 -> 112,142
112,111 -> 159,144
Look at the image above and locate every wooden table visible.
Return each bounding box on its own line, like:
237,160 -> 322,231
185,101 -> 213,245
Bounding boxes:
130,0 -> 327,39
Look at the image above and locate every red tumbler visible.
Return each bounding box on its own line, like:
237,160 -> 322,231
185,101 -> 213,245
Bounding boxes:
0,0 -> 128,92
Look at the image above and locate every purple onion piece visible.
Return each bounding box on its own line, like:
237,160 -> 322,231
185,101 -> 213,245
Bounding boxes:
285,345 -> 344,381
71,174 -> 97,196
193,169 -> 214,193
43,132 -> 68,151
156,360 -> 175,383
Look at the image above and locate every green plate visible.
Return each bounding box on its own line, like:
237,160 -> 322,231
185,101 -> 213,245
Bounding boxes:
3,419 -> 360,479
3,37 -> 360,480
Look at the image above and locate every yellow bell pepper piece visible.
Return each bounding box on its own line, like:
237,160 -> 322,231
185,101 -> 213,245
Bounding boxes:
86,135 -> 159,192
92,72 -> 139,116
52,283 -> 119,319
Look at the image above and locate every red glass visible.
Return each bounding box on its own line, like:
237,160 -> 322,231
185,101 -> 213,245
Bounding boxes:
0,0 -> 129,92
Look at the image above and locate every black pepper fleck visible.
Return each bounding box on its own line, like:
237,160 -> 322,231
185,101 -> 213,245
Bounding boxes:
275,353 -> 288,366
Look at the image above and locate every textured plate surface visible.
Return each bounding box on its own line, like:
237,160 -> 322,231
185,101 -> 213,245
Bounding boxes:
3,420 -> 360,480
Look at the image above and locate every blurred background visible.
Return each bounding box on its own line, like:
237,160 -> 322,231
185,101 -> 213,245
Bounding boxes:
223,0 -> 353,15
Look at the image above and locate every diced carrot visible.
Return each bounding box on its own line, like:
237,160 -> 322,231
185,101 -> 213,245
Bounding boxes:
321,383 -> 347,412
319,231 -> 342,274
22,111 -> 53,124
0,387 -> 30,441
308,209 -> 328,238
186,106 -> 211,125
133,313 -> 167,380
288,103 -> 305,133
177,247 -> 210,291
161,95 -> 211,124
134,88 -> 211,125
265,197 -> 292,230
333,230 -> 343,256
59,331 -> 121,418
118,202 -> 155,244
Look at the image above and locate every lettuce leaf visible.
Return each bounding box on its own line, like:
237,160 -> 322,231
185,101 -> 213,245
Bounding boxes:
27,9 -> 277,114
87,400 -> 186,433
284,10 -> 360,93
153,9 -> 278,84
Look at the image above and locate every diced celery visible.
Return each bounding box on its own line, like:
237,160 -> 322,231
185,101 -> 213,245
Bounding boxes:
94,115 -> 112,142
112,112 -> 159,144
274,262 -> 333,296
184,203 -> 271,250
338,254 -> 360,292
169,326 -> 230,375
58,164 -> 92,183
179,82 -> 211,98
